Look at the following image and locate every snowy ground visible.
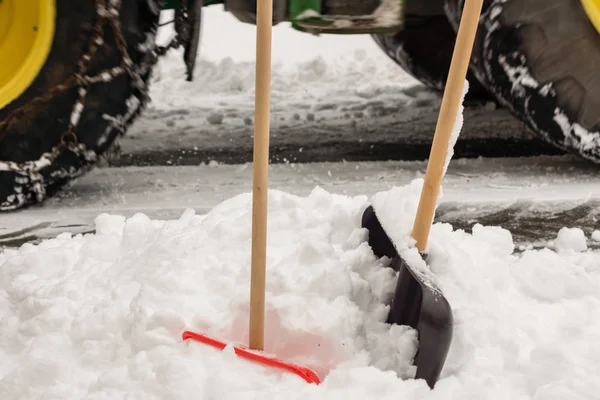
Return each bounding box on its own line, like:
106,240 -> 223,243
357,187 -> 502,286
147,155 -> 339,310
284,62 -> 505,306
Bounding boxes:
116,5 -> 559,166
3,155 -> 599,251
2,5 -> 600,399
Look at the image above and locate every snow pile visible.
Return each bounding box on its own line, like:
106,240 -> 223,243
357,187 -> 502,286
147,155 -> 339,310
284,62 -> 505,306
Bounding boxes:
369,180 -> 438,287
150,6 -> 416,112
1,184 -> 600,399
554,227 -> 588,253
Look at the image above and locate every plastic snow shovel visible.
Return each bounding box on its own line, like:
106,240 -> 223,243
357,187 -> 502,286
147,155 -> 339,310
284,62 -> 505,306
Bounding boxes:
361,0 -> 484,389
182,0 -> 321,385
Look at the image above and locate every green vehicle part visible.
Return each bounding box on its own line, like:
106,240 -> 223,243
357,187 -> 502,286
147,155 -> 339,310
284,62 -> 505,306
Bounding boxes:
289,0 -> 405,34
163,0 -> 405,34
288,0 -> 321,30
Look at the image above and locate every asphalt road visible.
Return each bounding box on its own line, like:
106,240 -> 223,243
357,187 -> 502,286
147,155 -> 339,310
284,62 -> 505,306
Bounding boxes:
113,84 -> 564,167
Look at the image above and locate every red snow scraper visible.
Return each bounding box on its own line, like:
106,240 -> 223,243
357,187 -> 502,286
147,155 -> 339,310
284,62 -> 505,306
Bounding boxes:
181,331 -> 321,384
361,0 -> 484,389
182,0 -> 321,385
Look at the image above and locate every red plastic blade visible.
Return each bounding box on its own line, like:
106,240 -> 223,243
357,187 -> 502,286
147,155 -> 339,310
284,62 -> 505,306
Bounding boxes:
182,331 -> 321,384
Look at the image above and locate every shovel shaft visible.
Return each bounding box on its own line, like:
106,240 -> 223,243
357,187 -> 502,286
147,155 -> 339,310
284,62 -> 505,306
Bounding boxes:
411,0 -> 483,252
249,0 -> 273,352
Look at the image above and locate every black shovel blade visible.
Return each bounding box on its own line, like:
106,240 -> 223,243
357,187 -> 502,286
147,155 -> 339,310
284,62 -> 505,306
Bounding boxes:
362,206 -> 453,389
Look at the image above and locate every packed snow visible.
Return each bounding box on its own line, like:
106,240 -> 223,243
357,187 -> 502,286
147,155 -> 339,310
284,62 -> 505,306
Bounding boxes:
1,181 -> 599,399
554,227 -> 589,254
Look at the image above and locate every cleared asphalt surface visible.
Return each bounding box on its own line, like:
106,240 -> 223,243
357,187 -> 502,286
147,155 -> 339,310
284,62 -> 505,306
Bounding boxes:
114,85 -> 563,166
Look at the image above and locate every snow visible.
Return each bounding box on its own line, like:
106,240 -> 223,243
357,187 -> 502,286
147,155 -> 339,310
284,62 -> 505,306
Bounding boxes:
554,227 -> 588,253
2,5 -> 600,399
443,80 -> 469,176
2,181 -> 600,399
3,155 -> 600,245
150,5 -> 416,117
369,180 -> 439,287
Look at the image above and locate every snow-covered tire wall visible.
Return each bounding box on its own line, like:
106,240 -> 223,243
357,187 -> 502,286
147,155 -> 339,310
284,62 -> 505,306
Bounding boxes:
445,0 -> 600,164
371,15 -> 493,104
0,0 -> 162,211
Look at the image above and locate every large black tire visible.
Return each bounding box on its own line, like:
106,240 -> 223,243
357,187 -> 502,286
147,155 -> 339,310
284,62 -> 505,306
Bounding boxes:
446,0 -> 600,164
371,15 -> 494,104
0,0 -> 161,211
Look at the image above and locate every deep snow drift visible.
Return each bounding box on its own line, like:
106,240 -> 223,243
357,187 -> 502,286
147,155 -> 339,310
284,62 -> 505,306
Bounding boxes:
1,182 -> 599,399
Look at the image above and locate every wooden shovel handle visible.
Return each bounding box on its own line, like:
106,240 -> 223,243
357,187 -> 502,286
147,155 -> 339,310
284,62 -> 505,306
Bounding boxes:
411,0 -> 484,252
249,0 -> 273,351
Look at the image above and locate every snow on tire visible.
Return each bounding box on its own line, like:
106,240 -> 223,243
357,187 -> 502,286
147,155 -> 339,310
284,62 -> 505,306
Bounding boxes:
452,0 -> 600,164
0,0 -> 162,211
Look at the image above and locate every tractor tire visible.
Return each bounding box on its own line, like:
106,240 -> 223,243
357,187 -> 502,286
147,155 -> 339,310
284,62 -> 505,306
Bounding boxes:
371,15 -> 494,105
446,0 -> 600,163
0,0 -> 162,211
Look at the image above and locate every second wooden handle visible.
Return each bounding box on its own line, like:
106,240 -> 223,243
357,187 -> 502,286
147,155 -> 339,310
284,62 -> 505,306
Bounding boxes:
411,0 -> 484,252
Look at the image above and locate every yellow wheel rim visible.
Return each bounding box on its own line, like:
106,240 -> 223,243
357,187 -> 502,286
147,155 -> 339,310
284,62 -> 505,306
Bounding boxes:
0,0 -> 56,110
581,0 -> 600,34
